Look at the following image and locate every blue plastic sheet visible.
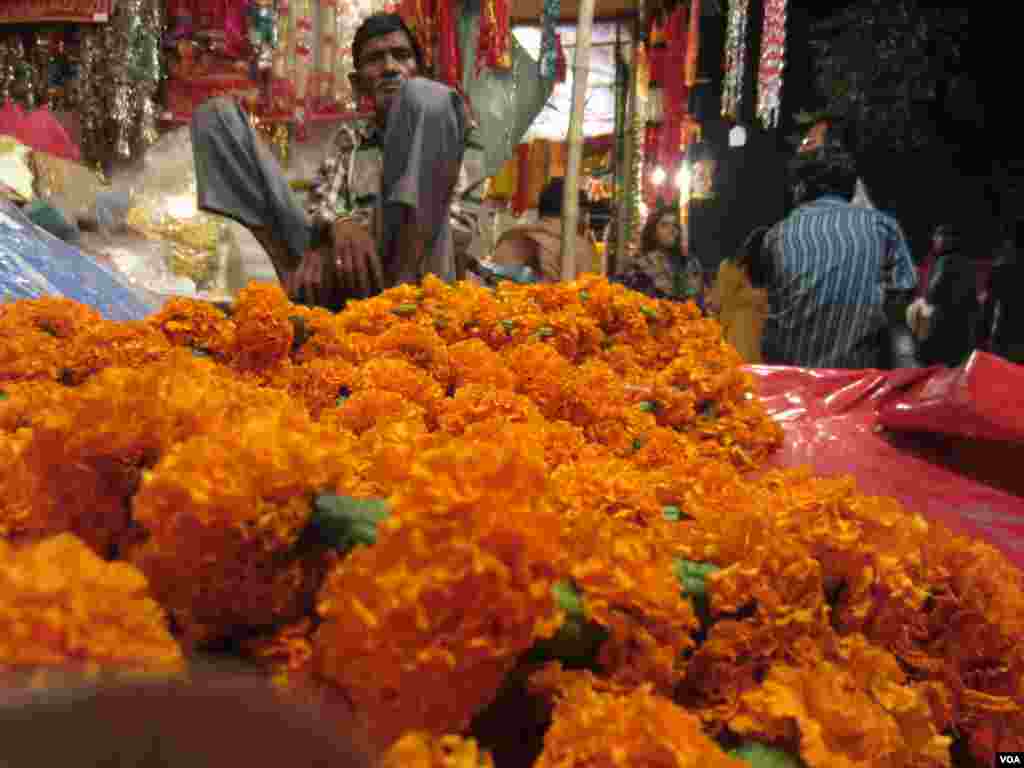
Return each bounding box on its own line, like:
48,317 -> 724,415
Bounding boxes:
0,199 -> 156,321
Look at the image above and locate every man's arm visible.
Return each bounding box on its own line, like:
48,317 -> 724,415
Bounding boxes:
379,78 -> 467,284
883,219 -> 917,328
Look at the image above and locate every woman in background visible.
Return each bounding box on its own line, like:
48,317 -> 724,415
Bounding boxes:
615,206 -> 702,304
708,226 -> 771,364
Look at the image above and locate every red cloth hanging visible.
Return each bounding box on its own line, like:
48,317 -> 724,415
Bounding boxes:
399,0 -> 436,73
658,5 -> 688,178
554,33 -> 567,83
436,0 -> 462,88
477,0 -> 511,74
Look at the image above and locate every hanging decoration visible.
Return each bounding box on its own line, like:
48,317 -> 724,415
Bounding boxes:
292,0 -> 313,129
684,0 -> 701,88
435,0 -> 462,89
477,0 -> 511,75
399,0 -> 434,74
0,0 -> 160,164
757,0 -> 787,128
538,0 -> 560,80
721,0 -> 749,120
0,0 -> 112,23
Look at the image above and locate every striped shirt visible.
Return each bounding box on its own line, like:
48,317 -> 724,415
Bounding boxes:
762,196 -> 917,369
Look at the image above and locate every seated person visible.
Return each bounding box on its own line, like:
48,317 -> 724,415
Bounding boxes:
191,13 -> 471,310
615,205 -> 703,305
709,227 -> 771,364
489,178 -> 598,282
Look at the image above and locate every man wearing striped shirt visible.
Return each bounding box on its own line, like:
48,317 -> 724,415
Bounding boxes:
761,122 -> 917,369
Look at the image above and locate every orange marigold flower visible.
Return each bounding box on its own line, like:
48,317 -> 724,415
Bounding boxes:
13,352 -> 295,556
147,297 -> 237,360
0,295 -> 102,339
352,358 -> 445,421
0,328 -> 63,382
373,322 -> 453,388
0,379 -> 65,433
61,321 -> 172,384
325,389 -> 428,436
504,342 -> 573,420
436,384 -> 542,436
448,339 -> 518,391
566,520 -> 699,693
231,282 -> 295,370
314,439 -> 561,752
535,674 -> 746,768
0,533 -> 183,676
381,732 -> 495,768
730,662 -> 952,768
561,360 -> 629,427
128,410 -> 362,647
286,359 -> 358,418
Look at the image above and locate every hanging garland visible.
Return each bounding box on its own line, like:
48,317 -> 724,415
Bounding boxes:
721,0 -> 749,120
757,0 -> 787,128
477,0 -> 511,74
435,0 -> 461,88
539,0 -> 560,80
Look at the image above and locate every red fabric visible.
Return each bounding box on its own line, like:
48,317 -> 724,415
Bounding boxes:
0,104 -> 81,163
876,352 -> 1024,443
750,354 -> 1024,571
436,0 -> 462,88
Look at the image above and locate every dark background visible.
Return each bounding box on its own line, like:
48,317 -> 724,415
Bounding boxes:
688,1 -> 991,273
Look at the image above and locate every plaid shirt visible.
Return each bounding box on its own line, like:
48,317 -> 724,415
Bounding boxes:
306,119 -> 483,240
762,196 -> 917,369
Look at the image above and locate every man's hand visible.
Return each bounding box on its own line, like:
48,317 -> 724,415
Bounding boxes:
331,218 -> 379,299
286,247 -> 333,307
285,219 -> 379,308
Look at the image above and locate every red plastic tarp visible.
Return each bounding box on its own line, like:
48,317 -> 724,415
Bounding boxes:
751,352 -> 1024,571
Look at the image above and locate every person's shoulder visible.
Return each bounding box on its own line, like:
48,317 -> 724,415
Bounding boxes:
402,77 -> 459,104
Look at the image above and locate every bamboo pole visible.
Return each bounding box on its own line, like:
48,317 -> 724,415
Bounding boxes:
560,0 -> 597,280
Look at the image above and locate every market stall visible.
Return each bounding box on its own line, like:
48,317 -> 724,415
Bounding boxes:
1,2 -> 1023,767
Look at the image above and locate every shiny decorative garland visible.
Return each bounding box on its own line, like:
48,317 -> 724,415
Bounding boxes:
0,0 -> 161,163
539,0 -> 560,80
757,0 -> 787,128
721,0 -> 749,120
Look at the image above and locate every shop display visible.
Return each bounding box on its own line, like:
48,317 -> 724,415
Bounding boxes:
0,0 -> 162,163
0,2 -> 1021,766
0,276 -> 1021,766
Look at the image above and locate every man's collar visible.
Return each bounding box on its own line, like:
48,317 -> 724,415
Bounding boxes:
806,195 -> 849,207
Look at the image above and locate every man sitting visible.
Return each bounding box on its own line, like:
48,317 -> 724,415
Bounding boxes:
489,178 -> 598,283
191,12 -> 471,309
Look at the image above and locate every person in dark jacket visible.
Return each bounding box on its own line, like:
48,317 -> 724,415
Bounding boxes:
914,225 -> 979,367
985,224 -> 1024,364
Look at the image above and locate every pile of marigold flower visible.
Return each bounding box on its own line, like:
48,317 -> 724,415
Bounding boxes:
0,275 -> 1021,768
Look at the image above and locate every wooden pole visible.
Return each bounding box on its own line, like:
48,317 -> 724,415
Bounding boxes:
560,0 -> 597,280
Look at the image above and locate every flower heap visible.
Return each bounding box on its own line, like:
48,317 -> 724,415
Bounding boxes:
0,275 -> 1021,767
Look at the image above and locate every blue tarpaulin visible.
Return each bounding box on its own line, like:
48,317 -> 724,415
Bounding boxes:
0,199 -> 155,321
